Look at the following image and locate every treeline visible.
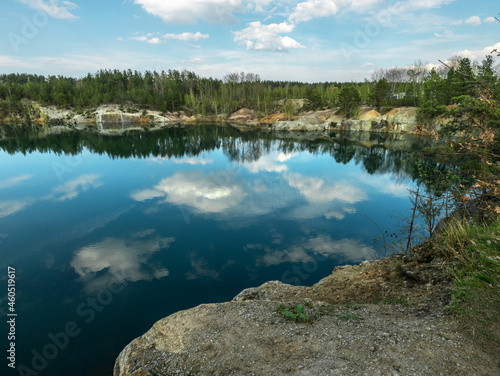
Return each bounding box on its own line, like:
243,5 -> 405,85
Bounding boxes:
0,70 -> 347,118
0,56 -> 498,123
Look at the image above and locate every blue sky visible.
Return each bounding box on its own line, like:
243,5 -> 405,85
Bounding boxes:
0,0 -> 498,81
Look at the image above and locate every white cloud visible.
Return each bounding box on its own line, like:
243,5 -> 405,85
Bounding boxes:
131,32 -> 209,45
9,53 -> 148,74
133,0 -> 244,24
147,37 -> 161,44
233,21 -> 304,51
450,19 -> 463,26
46,174 -> 103,201
289,0 -> 338,23
464,16 -> 481,26
0,55 -> 37,69
484,17 -> 496,23
251,0 -> 273,12
71,235 -> 174,293
433,30 -> 461,39
17,0 -> 78,19
188,58 -> 205,64
390,0 -> 454,13
0,175 -> 32,189
455,42 -> 500,60
162,32 -> 209,41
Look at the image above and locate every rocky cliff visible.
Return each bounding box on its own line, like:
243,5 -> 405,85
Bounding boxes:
1,103 -> 453,136
266,106 -> 444,135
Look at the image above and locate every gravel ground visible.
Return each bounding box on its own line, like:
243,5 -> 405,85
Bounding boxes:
114,249 -> 500,376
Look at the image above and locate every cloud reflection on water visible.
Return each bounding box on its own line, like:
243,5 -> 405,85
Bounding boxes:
0,174 -> 32,189
70,232 -> 175,293
45,174 -> 103,202
131,171 -> 247,214
256,234 -> 377,267
242,152 -> 295,173
0,174 -> 104,218
0,199 -> 35,218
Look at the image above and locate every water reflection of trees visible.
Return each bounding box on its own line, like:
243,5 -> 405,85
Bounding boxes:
0,125 -> 463,182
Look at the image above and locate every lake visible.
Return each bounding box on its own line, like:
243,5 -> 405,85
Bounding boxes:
0,125 -> 438,375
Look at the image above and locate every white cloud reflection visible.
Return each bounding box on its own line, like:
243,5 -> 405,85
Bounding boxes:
71,233 -> 174,293
285,172 -> 366,204
46,174 -> 103,201
0,199 -> 35,218
258,234 -> 377,267
0,174 -> 32,189
174,157 -> 214,165
357,173 -> 411,198
243,152 -> 295,173
0,174 -> 104,218
186,255 -> 220,280
131,171 -> 246,214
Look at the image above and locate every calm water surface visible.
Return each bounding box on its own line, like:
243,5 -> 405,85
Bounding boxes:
0,126 -> 436,375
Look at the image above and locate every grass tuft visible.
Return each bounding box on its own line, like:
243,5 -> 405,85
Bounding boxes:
435,219 -> 500,346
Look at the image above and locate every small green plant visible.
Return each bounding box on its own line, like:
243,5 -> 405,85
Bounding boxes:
273,304 -> 310,323
316,304 -> 335,315
383,297 -> 408,306
393,261 -> 406,278
345,301 -> 359,310
340,311 -> 359,321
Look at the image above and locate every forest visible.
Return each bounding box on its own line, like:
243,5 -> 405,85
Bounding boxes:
0,55 -> 499,127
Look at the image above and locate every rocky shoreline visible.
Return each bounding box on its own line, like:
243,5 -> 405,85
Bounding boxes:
0,104 -> 452,136
113,242 -> 498,376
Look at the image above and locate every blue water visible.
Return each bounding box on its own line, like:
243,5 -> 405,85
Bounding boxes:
0,126 -> 430,375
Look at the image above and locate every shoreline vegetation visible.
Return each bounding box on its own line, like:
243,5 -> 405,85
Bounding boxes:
2,56 -> 499,374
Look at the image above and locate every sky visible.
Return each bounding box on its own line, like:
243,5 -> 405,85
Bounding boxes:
0,0 -> 498,82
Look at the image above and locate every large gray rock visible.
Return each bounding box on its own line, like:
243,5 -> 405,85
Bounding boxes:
272,114 -> 329,131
